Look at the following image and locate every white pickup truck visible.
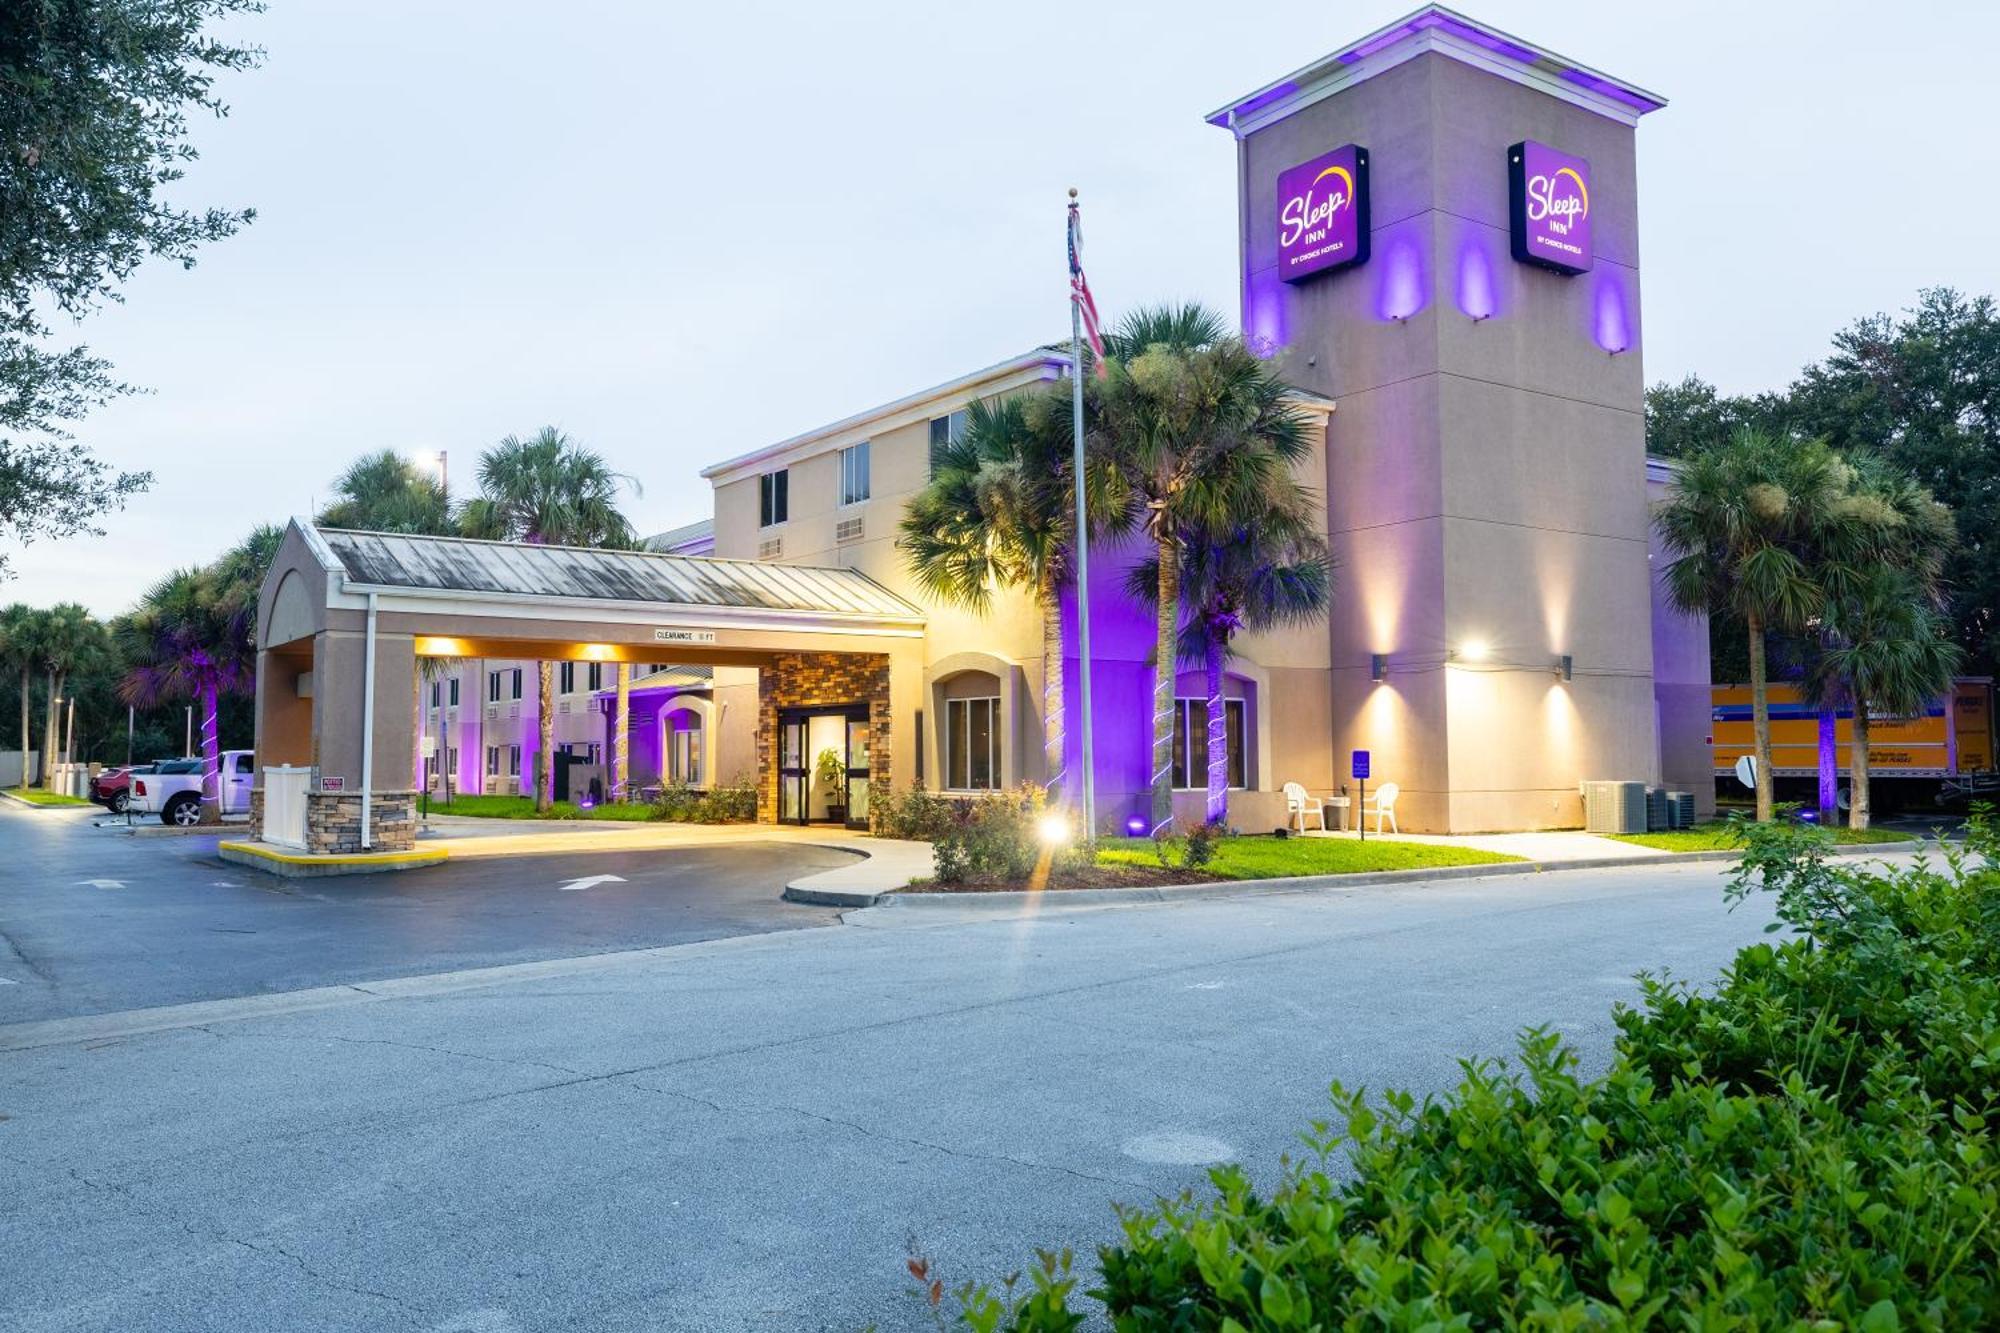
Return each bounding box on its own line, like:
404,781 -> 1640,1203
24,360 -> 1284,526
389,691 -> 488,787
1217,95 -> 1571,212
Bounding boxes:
129,750 -> 255,826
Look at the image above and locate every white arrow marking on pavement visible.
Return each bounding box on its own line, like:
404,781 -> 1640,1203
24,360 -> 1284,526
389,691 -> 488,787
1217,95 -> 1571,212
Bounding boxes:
557,874 -> 627,892
76,879 -> 127,890
0,977 -> 18,985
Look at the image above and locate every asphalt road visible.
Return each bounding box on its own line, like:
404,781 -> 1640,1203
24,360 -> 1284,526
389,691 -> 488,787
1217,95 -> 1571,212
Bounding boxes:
0,805 -> 844,1022
0,841 -> 1803,1333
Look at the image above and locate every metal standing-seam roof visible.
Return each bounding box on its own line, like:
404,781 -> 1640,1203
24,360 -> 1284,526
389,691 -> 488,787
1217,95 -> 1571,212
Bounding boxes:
311,527 -> 923,622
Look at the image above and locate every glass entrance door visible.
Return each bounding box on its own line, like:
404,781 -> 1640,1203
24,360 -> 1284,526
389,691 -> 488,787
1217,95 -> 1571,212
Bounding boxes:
777,705 -> 871,828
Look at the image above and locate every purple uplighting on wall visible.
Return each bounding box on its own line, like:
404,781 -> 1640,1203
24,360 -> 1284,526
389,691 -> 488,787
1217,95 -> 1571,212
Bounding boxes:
1591,270 -> 1632,354
1375,229 -> 1427,321
1243,268 -> 1289,355
1455,235 -> 1498,321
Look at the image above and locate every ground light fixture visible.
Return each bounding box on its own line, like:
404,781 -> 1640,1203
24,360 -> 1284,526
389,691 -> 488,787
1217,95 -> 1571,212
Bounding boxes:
1125,814 -> 1148,836
1037,813 -> 1072,848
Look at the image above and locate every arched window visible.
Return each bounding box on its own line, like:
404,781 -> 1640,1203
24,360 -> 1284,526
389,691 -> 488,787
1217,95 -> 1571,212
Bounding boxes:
939,670 -> 1002,791
665,707 -> 704,787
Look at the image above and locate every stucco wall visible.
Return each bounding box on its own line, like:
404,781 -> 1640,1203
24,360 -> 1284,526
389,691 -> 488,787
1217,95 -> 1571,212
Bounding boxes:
1239,50 -> 1658,831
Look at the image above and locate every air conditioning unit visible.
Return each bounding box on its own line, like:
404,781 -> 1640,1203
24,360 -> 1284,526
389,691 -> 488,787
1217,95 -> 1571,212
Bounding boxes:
1583,781 -> 1648,834
835,516 -> 864,544
1667,791 -> 1698,829
1645,785 -> 1670,832
759,537 -> 783,559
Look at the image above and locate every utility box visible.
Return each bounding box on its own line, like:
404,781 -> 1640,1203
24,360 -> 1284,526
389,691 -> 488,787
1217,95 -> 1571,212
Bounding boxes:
1584,781 -> 1648,834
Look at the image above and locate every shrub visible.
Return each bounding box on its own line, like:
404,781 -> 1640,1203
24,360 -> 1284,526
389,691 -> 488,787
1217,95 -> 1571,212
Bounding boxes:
647,772 -> 756,824
927,810 -> 2000,1327
875,784 -> 964,842
1181,819 -> 1223,869
930,784 -> 1088,885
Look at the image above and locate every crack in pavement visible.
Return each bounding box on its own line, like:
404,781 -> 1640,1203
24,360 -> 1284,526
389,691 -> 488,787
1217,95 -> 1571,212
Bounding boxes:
27,1164 -> 423,1327
625,1079 -> 1151,1191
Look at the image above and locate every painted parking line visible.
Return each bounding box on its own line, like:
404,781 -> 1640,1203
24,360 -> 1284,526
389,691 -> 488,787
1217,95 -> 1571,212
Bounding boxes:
75,878 -> 128,890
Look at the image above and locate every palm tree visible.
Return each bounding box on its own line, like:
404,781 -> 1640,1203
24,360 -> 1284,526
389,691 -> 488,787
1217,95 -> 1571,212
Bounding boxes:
117,569 -> 255,823
1799,457 -> 1958,828
1810,567 -> 1961,829
36,603 -> 97,786
317,450 -> 452,534
1654,431 -> 1895,821
466,428 -> 638,810
1127,482 -> 1330,825
899,391 -> 1119,801
0,604 -> 41,788
1096,303 -> 1311,833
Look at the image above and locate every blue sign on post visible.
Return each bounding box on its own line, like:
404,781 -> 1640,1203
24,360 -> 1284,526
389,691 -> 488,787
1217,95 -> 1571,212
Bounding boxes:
1351,750 -> 1371,780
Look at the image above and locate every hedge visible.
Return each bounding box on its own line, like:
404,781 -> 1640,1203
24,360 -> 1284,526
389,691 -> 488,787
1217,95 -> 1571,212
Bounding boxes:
918,814 -> 2000,1330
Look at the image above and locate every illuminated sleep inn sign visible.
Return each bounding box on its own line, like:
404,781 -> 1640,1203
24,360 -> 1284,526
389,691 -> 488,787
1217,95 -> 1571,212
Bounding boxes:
1509,140 -> 1593,274
1277,144 -> 1370,282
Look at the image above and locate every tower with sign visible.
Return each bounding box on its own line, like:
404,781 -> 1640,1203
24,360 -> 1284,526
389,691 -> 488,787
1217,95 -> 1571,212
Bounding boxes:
1209,7 -> 1668,832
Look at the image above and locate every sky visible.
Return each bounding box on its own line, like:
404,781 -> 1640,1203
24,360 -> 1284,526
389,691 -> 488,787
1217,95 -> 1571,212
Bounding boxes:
11,0 -> 1998,616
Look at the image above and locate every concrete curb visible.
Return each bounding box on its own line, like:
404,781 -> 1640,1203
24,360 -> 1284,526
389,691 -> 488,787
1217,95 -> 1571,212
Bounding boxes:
853,838 -> 1928,913
219,840 -> 449,878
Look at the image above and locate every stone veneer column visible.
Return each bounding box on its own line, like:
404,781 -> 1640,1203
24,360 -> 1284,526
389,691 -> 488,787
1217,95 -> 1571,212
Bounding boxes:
756,653 -> 892,827
303,791 -> 416,853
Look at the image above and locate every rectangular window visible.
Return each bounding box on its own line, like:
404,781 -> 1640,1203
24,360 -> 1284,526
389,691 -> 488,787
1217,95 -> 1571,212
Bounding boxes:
430,682 -> 441,707
508,745 -> 521,777
510,669 -> 523,700
559,662 -> 575,694
587,662 -> 603,691
945,696 -> 1002,791
759,469 -> 789,527
448,679 -> 460,706
1171,698 -> 1247,790
928,410 -> 967,472
839,441 -> 870,506
485,746 -> 499,776
488,672 -> 501,703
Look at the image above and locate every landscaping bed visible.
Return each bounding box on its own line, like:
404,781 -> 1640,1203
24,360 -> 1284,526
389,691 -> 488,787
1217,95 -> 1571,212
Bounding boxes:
1609,820 -> 1910,852
903,833 -> 1522,892
422,794 -> 654,821
2,787 -> 97,808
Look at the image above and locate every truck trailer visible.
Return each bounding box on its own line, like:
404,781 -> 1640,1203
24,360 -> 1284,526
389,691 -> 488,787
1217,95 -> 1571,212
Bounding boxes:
1712,678 -> 1996,799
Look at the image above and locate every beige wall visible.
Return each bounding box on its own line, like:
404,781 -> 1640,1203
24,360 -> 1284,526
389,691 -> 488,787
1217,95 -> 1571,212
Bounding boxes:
1240,50 -> 1659,831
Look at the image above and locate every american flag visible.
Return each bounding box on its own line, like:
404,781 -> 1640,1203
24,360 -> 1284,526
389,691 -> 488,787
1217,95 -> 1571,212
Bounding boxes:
1067,198 -> 1108,378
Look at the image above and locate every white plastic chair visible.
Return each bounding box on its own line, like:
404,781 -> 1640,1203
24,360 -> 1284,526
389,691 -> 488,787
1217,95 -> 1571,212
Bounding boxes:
1282,782 -> 1325,833
1362,782 -> 1400,834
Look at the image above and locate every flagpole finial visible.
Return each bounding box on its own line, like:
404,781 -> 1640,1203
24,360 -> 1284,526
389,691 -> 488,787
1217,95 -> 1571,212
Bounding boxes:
1068,187 -> 1078,200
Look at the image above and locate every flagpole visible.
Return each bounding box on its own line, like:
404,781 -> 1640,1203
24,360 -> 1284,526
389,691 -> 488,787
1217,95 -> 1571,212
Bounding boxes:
1068,188 -> 1096,839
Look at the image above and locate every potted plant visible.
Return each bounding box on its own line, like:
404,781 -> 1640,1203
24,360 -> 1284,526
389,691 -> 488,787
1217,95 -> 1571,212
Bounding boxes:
815,746 -> 848,824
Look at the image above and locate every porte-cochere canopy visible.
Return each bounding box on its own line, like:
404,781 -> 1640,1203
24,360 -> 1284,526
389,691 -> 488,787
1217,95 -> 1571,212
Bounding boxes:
252,520 -> 926,854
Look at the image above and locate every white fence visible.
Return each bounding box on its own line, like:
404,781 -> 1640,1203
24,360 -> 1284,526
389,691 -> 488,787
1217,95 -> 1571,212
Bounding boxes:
262,765 -> 311,849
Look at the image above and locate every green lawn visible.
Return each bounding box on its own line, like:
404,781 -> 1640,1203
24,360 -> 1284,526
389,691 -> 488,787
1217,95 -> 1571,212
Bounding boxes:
1608,821 -> 1911,852
1095,835 -> 1522,880
423,794 -> 655,821
4,786 -> 96,807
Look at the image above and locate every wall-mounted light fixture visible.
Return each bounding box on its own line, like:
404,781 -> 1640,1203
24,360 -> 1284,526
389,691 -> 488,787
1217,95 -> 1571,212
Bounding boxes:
1556,654 -> 1573,681
1370,653 -> 1387,682
1452,639 -> 1491,663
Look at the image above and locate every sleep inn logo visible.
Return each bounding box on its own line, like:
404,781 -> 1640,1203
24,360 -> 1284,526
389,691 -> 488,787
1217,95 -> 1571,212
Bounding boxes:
1277,144 -> 1370,282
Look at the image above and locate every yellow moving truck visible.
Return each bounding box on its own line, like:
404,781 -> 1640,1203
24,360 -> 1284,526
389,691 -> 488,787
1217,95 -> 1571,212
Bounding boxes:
1712,678 -> 1995,781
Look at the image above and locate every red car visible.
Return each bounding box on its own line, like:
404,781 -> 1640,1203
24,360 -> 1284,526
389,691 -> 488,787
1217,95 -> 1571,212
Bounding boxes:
90,761 -> 173,815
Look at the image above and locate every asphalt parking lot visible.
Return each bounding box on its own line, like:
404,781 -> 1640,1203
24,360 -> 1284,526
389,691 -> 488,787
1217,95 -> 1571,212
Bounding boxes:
0,804 -> 845,1022
1,848 -> 1795,1332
